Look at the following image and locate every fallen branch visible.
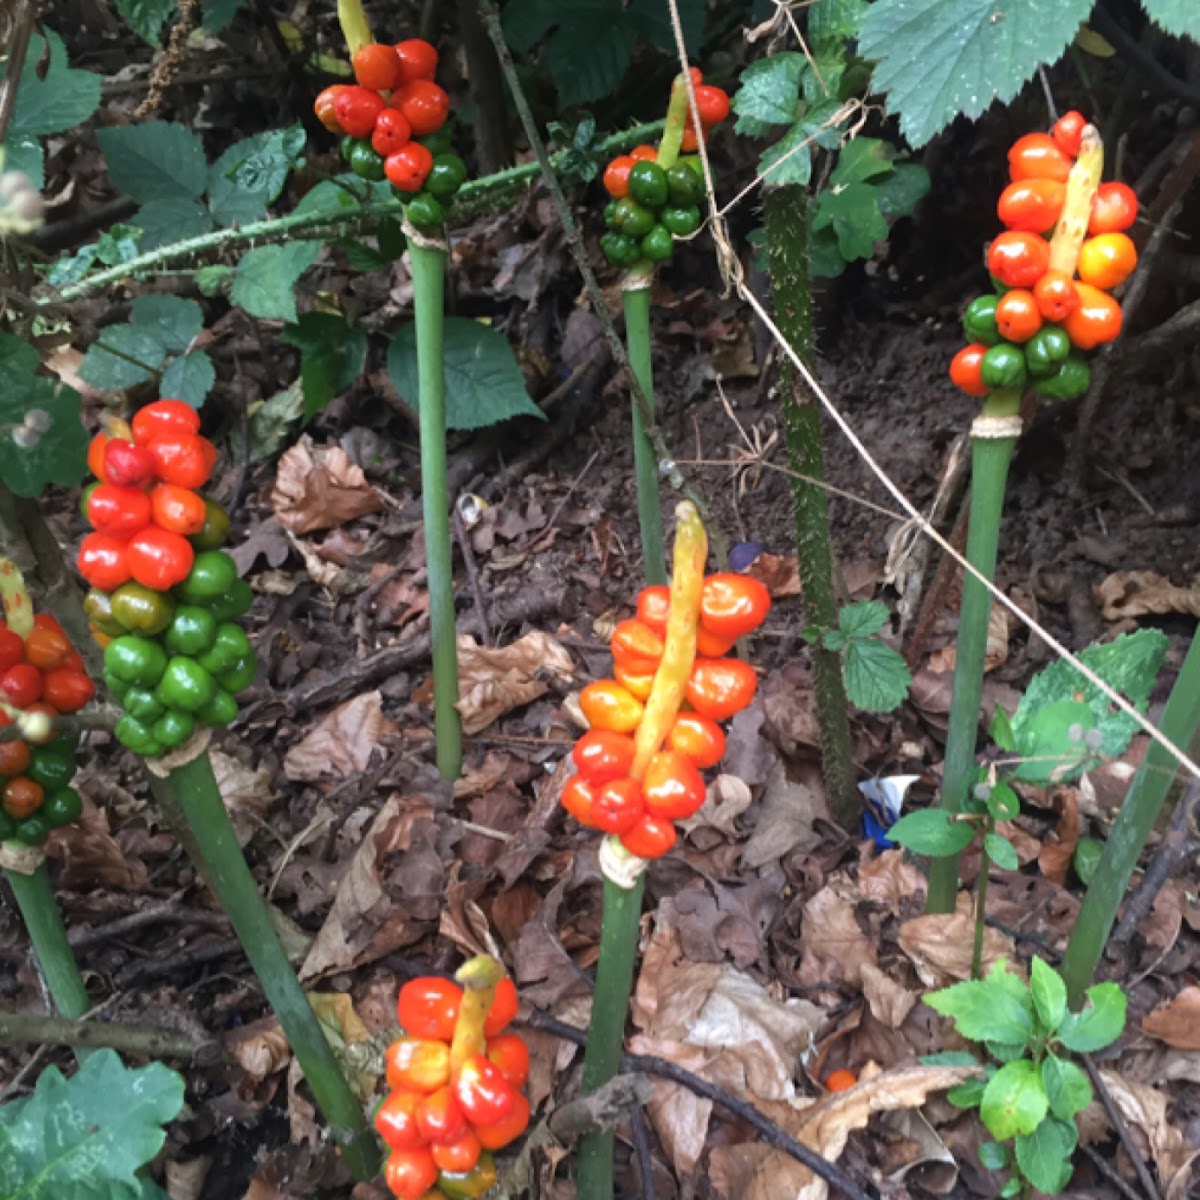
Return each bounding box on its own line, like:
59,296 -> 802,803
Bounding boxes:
0,1010 -> 208,1060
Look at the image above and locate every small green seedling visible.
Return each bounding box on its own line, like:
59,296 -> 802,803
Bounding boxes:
925,958 -> 1126,1196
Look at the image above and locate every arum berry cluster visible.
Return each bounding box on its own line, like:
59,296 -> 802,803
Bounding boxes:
314,38 -> 467,231
0,611 -> 91,845
599,69 -> 728,267
77,401 -> 256,758
376,958 -> 530,1199
567,548 -> 770,859
950,111 -> 1138,403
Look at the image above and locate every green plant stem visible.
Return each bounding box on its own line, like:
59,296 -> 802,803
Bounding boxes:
408,235 -> 462,781
622,284 -> 666,586
971,823 -> 992,980
1059,627 -> 1200,1007
39,122 -> 665,306
5,864 -> 92,1027
926,390 -> 1020,914
764,186 -> 857,830
149,753 -> 378,1180
577,871 -> 646,1200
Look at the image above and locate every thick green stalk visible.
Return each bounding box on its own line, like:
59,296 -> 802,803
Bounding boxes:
149,754 -> 378,1180
577,872 -> 646,1200
926,391 -> 1020,914
971,825 -> 992,980
764,186 -> 857,830
6,863 -> 92,1025
1059,629 -> 1200,1006
408,236 -> 462,781
622,285 -> 666,586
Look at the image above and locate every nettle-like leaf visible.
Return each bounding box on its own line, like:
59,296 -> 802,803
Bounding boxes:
98,121 -> 208,205
733,53 -> 807,134
980,1059 -> 1047,1141
0,1048 -> 184,1198
858,0 -> 1093,147
208,126 -> 306,226
0,334 -> 88,496
281,313 -> 367,420
1142,0 -> 1200,40
1014,1114 -> 1077,1194
3,30 -> 102,187
926,962 -> 1035,1048
843,637 -> 911,712
1011,629 -> 1167,782
230,242 -> 323,323
1056,981 -> 1126,1053
501,0 -> 704,105
888,807 -> 976,857
387,319 -> 545,431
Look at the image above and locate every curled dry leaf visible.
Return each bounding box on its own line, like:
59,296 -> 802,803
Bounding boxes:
1037,786 -> 1080,885
210,749 -> 276,846
706,1064 -> 977,1200
684,772 -> 753,838
165,1156 -> 211,1200
927,606 -> 1010,673
798,878 -> 878,988
271,435 -> 385,534
1142,988 -> 1200,1051
1095,570 -> 1200,620
747,552 -> 802,597
309,992 -> 379,1102
857,847 -> 927,906
283,690 -> 396,781
453,631 -> 574,734
899,898 -> 1017,987
741,762 -> 825,869
860,962 -> 919,1029
227,1016 -> 291,1081
47,791 -> 148,891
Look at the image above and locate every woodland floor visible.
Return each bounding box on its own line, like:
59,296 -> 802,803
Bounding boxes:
3,14 -> 1200,1200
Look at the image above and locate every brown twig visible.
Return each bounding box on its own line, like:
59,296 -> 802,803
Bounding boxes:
1111,780 -> 1200,945
1082,1056 -> 1165,1200
629,1103 -> 658,1200
453,498 -> 492,646
0,1010 -> 208,1060
1080,1142 -> 1147,1200
67,896 -> 230,950
0,0 -> 36,147
523,1010 -> 876,1200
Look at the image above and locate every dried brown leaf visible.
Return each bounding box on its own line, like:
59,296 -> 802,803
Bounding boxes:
227,1017 -> 291,1081
165,1157 -> 210,1200
283,691 -> 396,781
857,847 -> 927,906
46,792 -> 148,891
1038,786 -> 1080,885
454,631 -> 574,734
747,553 -> 802,597
271,436 -> 385,534
860,962 -> 918,1029
210,749 -> 276,846
1095,570 -> 1200,620
309,992 -> 378,1101
899,899 -> 1017,986
741,763 -> 824,869
928,607 -> 1010,673
1142,988 -> 1200,1050
798,879 -> 877,988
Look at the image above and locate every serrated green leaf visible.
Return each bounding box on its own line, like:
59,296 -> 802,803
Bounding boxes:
990,705 -> 1018,752
840,600 -> 889,638
98,121 -> 207,204
0,1048 -> 184,1197
133,197 -> 213,249
338,238 -> 391,272
500,0 -> 555,53
293,177 -> 366,218
160,350 -> 215,408
1073,837 -> 1102,884
545,17 -> 637,106
984,831 -> 1019,871
78,326 -> 166,390
388,319 -> 545,431
986,1039 -> 1030,1063
2,132 -> 44,189
830,137 -> 894,185
980,1059 -> 1047,1140
131,295 -> 203,352
115,0 -> 176,42
978,1140 -> 1010,1170
947,1077 -> 986,1107
888,808 -> 977,856
809,0 -> 867,45
926,969 -> 1034,1047
1012,630 -> 1167,779
1030,957 -> 1067,1031
810,225 -> 847,277
281,313 -> 366,420
195,264 -> 234,295
208,126 -> 305,225
230,242 -> 322,322
813,181 -> 889,261
1057,982 -> 1126,1053
843,635 -> 911,712
202,0 -> 243,32
858,0 -> 1093,147
733,53 -> 806,132
1141,0 -> 1200,40
823,629 -> 848,652
1040,1054 -> 1091,1120
8,31 -> 101,140
922,1050 -> 981,1067
0,335 -> 88,497
1010,698 -> 1094,784
1014,1114 -> 1077,1193
877,162 -> 932,217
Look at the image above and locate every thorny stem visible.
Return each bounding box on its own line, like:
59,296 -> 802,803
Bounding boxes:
31,123 -> 664,306
150,753 -> 379,1180
764,185 -> 858,831
408,234 -> 462,781
926,389 -> 1020,914
622,285 -> 667,586
1059,628 -> 1200,1006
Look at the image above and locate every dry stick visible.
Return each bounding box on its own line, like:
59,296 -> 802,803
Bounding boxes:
1110,780 -> 1200,946
1080,1142 -> 1146,1200
524,1011 -> 875,1200
1082,1056 -> 1165,1200
629,1106 -> 658,1200
0,0 -> 36,146
0,1010 -> 206,1059
474,0 -> 717,539
453,497 -> 492,645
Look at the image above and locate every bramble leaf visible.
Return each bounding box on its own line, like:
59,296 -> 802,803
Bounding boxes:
98,121 -> 207,204
843,636 -> 911,713
115,0 -> 176,43
160,350 -> 215,408
282,313 -> 367,420
1141,0 -> 1200,40
733,53 -> 806,133
858,0 -> 1092,147
230,242 -> 322,322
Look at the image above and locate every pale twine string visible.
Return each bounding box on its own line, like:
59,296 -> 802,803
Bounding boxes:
660,0 -> 1200,786
970,414 -> 1025,440
599,834 -> 650,889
